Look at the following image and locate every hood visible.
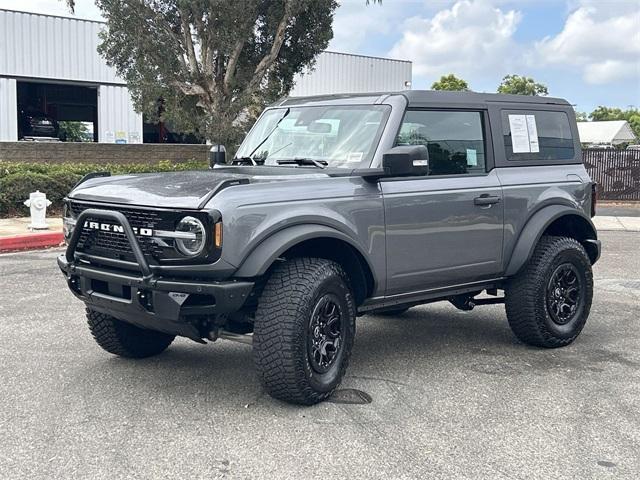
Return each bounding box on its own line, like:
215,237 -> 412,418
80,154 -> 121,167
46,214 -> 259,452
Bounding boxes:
68,167 -> 330,209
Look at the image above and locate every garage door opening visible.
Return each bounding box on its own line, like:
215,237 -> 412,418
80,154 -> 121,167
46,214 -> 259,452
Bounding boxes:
17,81 -> 98,142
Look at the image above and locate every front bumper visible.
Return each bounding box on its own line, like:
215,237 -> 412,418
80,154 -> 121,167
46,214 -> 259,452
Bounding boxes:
58,208 -> 253,340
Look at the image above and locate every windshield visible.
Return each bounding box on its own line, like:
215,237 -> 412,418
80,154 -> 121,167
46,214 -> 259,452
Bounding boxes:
235,105 -> 390,168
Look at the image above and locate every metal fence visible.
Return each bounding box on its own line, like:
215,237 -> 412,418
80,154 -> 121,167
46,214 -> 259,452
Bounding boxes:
583,149 -> 640,201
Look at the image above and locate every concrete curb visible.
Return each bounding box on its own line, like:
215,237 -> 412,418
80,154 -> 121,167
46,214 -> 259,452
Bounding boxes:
0,232 -> 64,253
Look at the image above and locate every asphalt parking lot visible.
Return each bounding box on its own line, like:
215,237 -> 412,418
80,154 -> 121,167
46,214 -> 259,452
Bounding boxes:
1,230 -> 638,479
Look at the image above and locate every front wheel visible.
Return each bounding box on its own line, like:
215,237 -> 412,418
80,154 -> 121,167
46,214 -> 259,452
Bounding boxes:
505,236 -> 593,348
252,258 -> 356,405
86,309 -> 175,358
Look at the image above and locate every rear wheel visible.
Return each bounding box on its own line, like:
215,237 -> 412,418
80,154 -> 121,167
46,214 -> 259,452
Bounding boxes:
86,309 -> 175,358
505,236 -> 593,348
252,258 -> 356,405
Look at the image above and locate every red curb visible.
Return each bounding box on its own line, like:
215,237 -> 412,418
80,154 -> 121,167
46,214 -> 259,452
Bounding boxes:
0,232 -> 65,253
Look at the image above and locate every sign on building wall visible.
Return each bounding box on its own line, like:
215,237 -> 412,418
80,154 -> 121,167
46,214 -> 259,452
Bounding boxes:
115,131 -> 127,144
102,130 -> 141,144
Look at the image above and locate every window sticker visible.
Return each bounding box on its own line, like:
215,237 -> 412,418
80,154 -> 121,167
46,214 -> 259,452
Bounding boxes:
508,114 -> 530,153
508,114 -> 540,153
525,115 -> 539,153
347,152 -> 364,163
466,148 -> 478,166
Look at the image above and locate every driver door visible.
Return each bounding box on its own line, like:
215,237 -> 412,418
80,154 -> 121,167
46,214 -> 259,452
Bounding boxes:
382,109 -> 504,295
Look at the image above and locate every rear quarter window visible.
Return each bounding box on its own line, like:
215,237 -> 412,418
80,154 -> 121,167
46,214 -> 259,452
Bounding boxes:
502,110 -> 575,161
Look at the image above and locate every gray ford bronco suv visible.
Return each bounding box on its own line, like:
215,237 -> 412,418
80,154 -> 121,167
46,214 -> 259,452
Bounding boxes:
59,91 -> 600,405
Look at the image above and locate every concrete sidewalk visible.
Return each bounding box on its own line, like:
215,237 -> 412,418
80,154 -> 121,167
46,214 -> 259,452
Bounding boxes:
593,216 -> 640,232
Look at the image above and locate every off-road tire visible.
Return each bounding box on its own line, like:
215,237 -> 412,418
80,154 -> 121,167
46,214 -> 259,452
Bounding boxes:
505,236 -> 593,348
86,309 -> 175,358
253,258 -> 356,405
376,307 -> 410,316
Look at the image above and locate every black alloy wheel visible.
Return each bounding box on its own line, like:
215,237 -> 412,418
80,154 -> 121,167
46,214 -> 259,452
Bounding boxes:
546,263 -> 584,325
307,294 -> 345,374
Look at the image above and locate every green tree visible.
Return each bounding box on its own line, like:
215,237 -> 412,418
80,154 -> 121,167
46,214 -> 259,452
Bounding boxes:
431,74 -> 470,92
58,121 -> 91,142
590,106 -> 640,139
497,75 -> 548,96
575,111 -> 588,122
94,0 -> 338,147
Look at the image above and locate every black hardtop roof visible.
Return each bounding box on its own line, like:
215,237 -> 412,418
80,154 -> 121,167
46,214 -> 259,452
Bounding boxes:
276,90 -> 571,108
402,90 -> 570,106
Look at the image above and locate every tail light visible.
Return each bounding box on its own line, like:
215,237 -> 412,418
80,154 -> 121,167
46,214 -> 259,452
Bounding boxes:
591,183 -> 597,218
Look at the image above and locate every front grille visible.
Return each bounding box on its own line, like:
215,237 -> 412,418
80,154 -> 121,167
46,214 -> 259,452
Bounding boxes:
69,201 -> 175,262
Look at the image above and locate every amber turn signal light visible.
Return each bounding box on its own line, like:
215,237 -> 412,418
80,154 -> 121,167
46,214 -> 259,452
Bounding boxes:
214,222 -> 223,248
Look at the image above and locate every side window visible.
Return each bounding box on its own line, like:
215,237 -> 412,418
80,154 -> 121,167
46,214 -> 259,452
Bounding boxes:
396,110 -> 486,175
502,110 -> 574,161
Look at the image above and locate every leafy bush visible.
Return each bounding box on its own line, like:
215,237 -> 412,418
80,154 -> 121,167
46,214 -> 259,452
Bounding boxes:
0,160 -> 208,217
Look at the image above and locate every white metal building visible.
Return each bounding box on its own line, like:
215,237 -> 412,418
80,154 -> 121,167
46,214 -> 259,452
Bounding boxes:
290,51 -> 412,97
0,9 -> 140,143
0,9 -> 412,143
577,120 -> 637,146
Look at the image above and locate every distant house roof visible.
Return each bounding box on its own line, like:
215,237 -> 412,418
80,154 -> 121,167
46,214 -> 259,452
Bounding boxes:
577,120 -> 637,145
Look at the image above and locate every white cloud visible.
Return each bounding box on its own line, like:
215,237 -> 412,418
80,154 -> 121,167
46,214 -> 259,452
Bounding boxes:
0,0 -> 103,21
329,0 -> 401,53
533,2 -> 640,85
387,0 -> 522,79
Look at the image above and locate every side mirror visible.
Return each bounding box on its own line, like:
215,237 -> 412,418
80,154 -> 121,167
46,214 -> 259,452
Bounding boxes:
382,145 -> 429,176
209,145 -> 226,168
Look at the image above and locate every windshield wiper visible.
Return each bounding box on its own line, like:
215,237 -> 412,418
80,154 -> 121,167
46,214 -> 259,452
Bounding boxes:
237,108 -> 290,164
276,158 -> 328,169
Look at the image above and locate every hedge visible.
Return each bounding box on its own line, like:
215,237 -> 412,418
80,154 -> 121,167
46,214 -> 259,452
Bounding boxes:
0,160 -> 208,218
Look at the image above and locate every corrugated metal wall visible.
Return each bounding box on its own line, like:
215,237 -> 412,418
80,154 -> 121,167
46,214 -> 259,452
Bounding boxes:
98,85 -> 142,143
0,10 -> 412,144
0,78 -> 18,141
0,9 -> 141,143
0,9 -> 122,85
290,51 -> 412,97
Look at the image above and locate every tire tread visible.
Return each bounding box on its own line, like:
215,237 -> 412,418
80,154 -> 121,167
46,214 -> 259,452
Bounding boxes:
505,235 -> 593,348
253,257 -> 355,405
86,308 -> 174,358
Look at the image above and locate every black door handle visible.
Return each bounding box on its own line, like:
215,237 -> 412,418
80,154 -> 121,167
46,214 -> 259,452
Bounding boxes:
474,195 -> 501,206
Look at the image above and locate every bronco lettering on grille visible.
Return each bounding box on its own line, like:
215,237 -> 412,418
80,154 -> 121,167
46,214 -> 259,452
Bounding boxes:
84,221 -> 153,237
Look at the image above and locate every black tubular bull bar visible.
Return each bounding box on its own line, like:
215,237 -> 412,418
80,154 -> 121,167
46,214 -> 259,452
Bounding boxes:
58,208 -> 254,340
65,208 -> 154,279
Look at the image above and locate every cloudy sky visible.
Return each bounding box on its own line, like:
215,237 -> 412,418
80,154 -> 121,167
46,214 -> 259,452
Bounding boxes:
1,0 -> 639,113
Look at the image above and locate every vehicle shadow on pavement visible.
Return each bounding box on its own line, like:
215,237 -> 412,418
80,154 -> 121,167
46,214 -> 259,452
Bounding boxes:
69,305 -> 518,404
69,303 -> 629,407
355,305 -> 517,354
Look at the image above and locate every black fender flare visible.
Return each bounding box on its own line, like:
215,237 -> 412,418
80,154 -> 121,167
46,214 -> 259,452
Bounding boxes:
505,205 -> 598,277
234,224 -> 376,279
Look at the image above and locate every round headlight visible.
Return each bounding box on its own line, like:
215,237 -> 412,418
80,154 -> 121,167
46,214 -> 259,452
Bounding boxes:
175,216 -> 206,256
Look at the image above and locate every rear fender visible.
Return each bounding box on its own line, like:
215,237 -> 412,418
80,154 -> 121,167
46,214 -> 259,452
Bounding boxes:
505,205 -> 598,277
